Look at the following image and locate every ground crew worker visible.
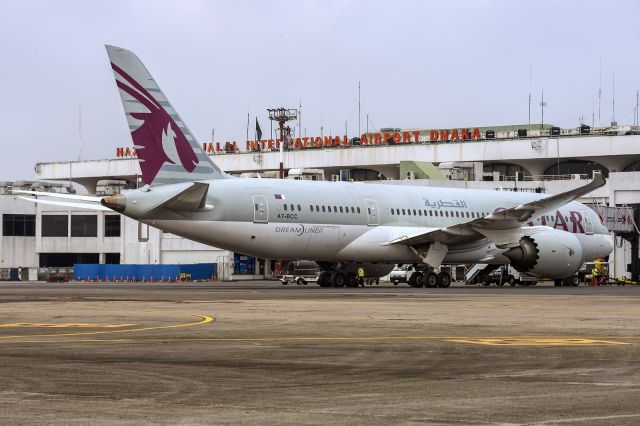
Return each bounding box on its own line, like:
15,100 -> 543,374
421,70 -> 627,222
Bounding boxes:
357,266 -> 365,287
591,266 -> 600,286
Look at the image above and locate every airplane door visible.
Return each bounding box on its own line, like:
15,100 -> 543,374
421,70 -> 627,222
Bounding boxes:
364,199 -> 379,226
582,209 -> 593,235
252,195 -> 269,223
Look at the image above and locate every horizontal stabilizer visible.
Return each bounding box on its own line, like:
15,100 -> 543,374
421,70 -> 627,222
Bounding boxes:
12,189 -> 102,202
18,196 -> 111,211
156,182 -> 211,212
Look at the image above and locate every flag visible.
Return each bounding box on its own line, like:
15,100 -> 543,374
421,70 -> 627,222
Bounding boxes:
274,194 -> 286,200
255,118 -> 262,141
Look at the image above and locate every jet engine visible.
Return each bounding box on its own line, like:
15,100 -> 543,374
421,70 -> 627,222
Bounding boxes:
503,228 -> 583,278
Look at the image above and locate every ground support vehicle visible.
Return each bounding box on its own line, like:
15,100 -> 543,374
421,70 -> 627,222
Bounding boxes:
390,265 -> 413,285
280,261 -> 320,286
470,266 -> 537,286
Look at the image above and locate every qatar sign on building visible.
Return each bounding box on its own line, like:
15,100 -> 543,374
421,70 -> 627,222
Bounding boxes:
115,127 -> 483,157
240,127 -> 482,152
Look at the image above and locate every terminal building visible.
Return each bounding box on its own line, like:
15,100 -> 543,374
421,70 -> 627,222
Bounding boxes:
2,123 -> 640,281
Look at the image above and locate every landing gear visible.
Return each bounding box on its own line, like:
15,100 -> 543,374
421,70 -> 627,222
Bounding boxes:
318,271 -> 332,287
480,275 -> 491,286
425,271 -> 438,288
437,271 -> 451,288
332,272 -> 345,287
408,272 -> 422,287
507,275 -> 516,286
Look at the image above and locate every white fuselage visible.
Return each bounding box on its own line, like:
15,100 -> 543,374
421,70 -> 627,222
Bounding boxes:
120,178 -> 613,266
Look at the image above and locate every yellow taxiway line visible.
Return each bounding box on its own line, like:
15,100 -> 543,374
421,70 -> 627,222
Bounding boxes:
0,314 -> 636,346
0,314 -> 213,340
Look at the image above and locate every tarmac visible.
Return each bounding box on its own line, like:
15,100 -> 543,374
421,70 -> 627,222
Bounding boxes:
0,280 -> 639,425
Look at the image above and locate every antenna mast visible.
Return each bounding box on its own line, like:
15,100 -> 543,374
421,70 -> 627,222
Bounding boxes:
298,99 -> 302,139
540,90 -> 547,129
636,89 -> 640,126
358,81 -> 361,137
612,72 -> 616,125
598,57 -> 602,125
77,105 -> 82,161
528,67 -> 532,125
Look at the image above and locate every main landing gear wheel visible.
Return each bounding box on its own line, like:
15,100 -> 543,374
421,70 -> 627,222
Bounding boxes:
332,272 -> 345,287
437,271 -> 451,288
318,271 -> 332,287
414,272 -> 425,288
564,275 -> 581,286
425,271 -> 438,288
408,272 -> 419,287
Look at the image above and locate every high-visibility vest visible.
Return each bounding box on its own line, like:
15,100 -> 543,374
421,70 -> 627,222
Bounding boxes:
357,267 -> 365,278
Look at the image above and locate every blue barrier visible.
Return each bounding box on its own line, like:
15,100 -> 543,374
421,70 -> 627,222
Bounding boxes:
73,263 -> 217,282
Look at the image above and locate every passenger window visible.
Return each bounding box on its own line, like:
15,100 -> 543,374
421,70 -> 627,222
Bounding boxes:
284,204 -> 288,211
402,209 -> 406,215
357,207 -> 361,214
339,206 -> 343,213
322,206 -> 326,212
309,205 -> 313,211
445,211 -> 449,217
334,206 -> 337,212
298,205 -> 301,211
351,207 -> 355,213
418,210 -> 422,216
316,205 -> 320,212
407,209 -> 411,216
391,209 -> 395,215
290,204 -> 294,211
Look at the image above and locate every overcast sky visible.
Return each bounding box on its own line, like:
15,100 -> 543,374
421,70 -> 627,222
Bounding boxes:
0,0 -> 639,180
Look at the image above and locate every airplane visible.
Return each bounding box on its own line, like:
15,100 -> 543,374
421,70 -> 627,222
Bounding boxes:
15,45 -> 614,287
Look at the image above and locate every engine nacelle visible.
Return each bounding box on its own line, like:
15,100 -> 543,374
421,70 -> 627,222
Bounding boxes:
503,228 -> 583,279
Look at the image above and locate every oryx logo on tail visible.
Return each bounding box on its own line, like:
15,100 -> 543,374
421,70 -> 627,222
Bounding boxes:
111,62 -> 199,184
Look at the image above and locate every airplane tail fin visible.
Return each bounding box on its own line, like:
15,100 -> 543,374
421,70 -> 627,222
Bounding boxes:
105,45 -> 230,186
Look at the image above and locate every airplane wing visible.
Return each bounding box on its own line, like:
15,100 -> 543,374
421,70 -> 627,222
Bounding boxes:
12,190 -> 109,211
390,173 -> 606,248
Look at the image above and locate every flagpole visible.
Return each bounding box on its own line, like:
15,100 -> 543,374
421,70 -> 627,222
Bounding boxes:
246,112 -> 249,146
